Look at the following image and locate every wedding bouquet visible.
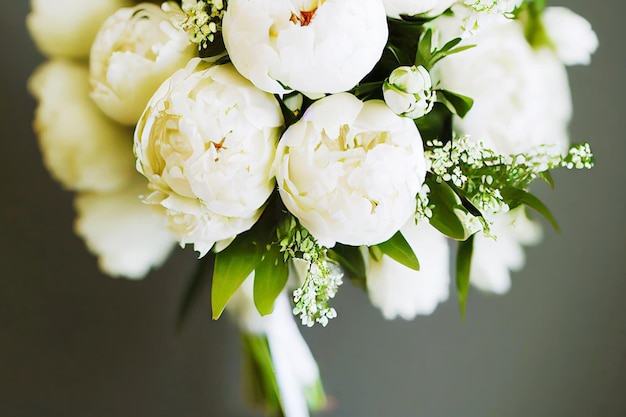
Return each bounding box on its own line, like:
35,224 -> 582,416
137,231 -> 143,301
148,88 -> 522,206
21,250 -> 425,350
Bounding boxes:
27,0 -> 597,415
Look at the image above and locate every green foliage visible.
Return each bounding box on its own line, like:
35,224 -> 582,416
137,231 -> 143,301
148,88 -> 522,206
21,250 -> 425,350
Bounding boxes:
437,89 -> 474,118
241,334 -> 283,415
374,231 -> 420,271
327,244 -> 367,288
253,243 -> 289,316
426,177 -> 472,240
501,188 -> 560,232
211,222 -> 268,319
415,29 -> 476,69
456,234 -> 475,318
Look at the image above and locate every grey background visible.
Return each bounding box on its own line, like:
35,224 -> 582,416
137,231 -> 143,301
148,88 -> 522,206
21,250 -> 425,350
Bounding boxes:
1,1 -> 624,416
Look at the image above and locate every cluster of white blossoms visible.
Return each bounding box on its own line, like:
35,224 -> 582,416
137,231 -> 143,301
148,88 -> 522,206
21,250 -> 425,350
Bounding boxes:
27,0 -> 598,416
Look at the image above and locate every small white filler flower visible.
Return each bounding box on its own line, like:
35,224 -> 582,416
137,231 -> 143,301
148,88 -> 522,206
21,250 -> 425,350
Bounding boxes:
135,59 -> 284,257
222,0 -> 388,95
432,18 -> 573,155
273,93 -> 426,248
89,2 -> 196,125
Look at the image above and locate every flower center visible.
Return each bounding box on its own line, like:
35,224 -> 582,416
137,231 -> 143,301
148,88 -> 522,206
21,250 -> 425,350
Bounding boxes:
289,0 -> 325,26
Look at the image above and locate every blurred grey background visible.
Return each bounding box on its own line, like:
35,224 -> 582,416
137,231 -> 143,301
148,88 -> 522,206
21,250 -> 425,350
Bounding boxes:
1,1 -> 624,416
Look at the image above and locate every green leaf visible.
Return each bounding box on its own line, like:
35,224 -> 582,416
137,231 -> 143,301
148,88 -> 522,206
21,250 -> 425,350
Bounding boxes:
501,188 -> 560,232
537,170 -> 555,189
374,231 -> 420,271
211,227 -> 268,320
426,177 -> 471,240
241,334 -> 282,414
253,244 -> 289,316
440,37 -> 462,53
177,254 -> 214,332
386,44 -> 410,66
416,28 -> 433,67
456,234 -> 475,319
327,244 -> 366,288
354,81 -> 383,100
437,89 -> 474,118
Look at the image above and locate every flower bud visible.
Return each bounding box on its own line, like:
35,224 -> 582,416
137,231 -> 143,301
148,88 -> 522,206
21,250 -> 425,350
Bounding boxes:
383,65 -> 435,119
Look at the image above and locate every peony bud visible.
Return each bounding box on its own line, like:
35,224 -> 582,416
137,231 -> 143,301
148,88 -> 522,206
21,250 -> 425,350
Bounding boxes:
383,65 -> 436,119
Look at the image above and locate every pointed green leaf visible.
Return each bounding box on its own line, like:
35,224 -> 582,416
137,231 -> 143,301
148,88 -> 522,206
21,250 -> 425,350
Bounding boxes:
437,89 -> 474,118
426,177 -> 471,240
253,244 -> 289,316
211,227 -> 267,320
327,244 -> 366,288
440,37 -> 462,53
416,28 -> 433,66
456,234 -> 475,319
177,254 -> 213,332
375,231 -> 420,271
501,188 -> 560,232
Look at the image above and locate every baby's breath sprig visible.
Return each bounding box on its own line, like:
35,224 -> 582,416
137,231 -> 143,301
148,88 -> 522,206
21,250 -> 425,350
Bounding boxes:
425,136 -> 594,218
182,0 -> 226,50
277,216 -> 343,327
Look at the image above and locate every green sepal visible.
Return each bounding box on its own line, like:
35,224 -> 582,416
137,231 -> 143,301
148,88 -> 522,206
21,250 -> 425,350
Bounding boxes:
426,177 -> 472,240
501,188 -> 560,232
211,224 -> 268,320
437,89 -> 474,118
456,234 -> 475,319
327,244 -> 367,288
374,231 -> 420,271
253,244 -> 289,316
177,253 -> 214,332
241,334 -> 282,414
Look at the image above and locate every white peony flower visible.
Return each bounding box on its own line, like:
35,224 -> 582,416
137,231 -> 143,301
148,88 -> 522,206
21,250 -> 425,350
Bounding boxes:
432,18 -> 572,155
542,7 -> 599,66
28,60 -> 135,192
470,208 -> 542,294
222,0 -> 388,95
135,59 -> 284,257
382,0 -> 456,19
228,276 -> 323,417
27,0 -> 132,58
366,220 -> 450,320
74,177 -> 176,279
89,2 -> 196,125
383,65 -> 435,119
274,93 -> 426,248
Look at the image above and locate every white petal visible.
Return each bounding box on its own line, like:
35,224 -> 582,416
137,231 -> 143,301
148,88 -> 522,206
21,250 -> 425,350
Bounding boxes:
366,220 -> 450,320
74,177 -> 176,279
